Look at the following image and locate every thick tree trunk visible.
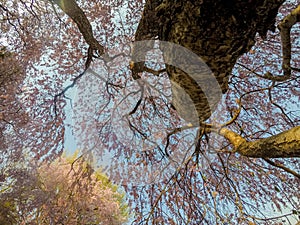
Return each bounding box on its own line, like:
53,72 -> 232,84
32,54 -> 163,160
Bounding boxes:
53,0 -> 300,159
132,0 -> 300,159
132,0 -> 285,122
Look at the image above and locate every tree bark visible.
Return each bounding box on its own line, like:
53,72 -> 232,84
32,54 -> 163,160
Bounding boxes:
219,126 -> 300,158
52,0 -> 300,159
52,0 -> 104,54
132,0 -> 285,122
132,0 -> 300,159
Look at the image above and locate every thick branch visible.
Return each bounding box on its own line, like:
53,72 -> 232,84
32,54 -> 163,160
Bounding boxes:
52,0 -> 104,54
264,5 -> 300,81
219,126 -> 300,158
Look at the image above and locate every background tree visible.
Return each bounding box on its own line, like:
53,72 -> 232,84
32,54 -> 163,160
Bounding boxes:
0,153 -> 129,224
0,47 -> 28,160
0,47 -> 35,225
0,0 -> 299,224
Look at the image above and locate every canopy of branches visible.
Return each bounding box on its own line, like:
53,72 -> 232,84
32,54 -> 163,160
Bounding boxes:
0,0 -> 299,224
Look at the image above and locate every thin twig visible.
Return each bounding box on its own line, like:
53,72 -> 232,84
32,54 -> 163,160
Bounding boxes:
263,158 -> 300,179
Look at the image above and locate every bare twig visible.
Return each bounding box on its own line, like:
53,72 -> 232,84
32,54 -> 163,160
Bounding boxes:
267,82 -> 295,126
263,158 -> 300,179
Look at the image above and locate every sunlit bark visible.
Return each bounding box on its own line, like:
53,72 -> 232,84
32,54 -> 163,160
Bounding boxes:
264,4 -> 300,81
50,1 -> 300,160
219,126 -> 300,158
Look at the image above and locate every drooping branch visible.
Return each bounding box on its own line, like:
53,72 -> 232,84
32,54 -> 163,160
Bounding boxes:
218,126 -> 300,158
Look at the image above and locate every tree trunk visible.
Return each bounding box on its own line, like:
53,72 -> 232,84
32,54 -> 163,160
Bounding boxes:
52,0 -> 300,159
132,0 -> 285,122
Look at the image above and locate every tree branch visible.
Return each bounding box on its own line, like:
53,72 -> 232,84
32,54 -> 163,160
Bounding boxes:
52,0 -> 104,53
51,0 -> 104,68
218,126 -> 300,158
264,5 -> 300,81
263,158 -> 300,179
